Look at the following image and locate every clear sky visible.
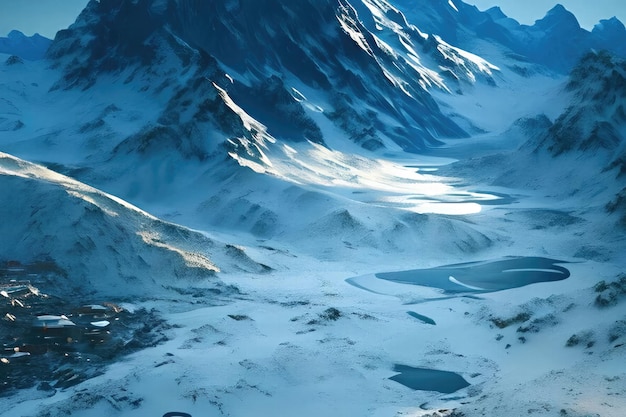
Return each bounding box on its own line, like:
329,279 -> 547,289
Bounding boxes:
0,0 -> 624,39
467,0 -> 625,30
0,0 -> 90,39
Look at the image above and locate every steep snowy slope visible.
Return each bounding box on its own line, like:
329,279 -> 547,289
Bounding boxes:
537,51 -> 626,157
538,51 -> 626,226
525,51 -> 625,223
0,152 -> 268,298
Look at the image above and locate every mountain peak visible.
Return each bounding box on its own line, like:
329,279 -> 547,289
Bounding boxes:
485,6 -> 507,20
7,29 -> 26,39
591,17 -> 626,57
544,4 -> 576,22
548,4 -> 568,14
0,30 -> 52,60
593,16 -> 626,34
534,3 -> 580,31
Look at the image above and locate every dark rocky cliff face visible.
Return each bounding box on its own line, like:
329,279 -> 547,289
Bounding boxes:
540,51 -> 626,156
46,0 -> 470,154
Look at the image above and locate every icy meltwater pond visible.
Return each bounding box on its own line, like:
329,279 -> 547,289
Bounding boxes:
347,257 -> 571,296
390,365 -> 470,394
348,257 -> 571,393
346,257 -> 570,394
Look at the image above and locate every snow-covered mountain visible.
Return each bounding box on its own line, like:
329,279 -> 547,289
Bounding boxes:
1,0 -> 625,416
0,30 -> 52,61
0,0 -> 516,249
451,50 -> 626,229
46,0 -> 501,154
395,1 -> 626,73
537,51 -> 626,225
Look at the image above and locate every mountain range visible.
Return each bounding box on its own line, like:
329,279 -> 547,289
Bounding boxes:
0,30 -> 51,61
0,1 -> 625,416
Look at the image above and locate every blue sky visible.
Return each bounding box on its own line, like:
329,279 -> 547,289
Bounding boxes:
0,0 -> 89,38
0,0 -> 624,39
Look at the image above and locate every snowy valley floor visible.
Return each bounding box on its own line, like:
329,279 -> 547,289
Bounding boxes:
3,143 -> 625,417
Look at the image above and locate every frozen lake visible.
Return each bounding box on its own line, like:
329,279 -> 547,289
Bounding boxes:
390,365 -> 470,393
373,257 -> 571,294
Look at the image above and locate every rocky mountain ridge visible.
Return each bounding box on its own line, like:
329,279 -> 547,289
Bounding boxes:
0,30 -> 51,61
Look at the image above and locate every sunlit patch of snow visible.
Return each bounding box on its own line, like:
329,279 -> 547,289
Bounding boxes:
289,86 -> 324,112
212,82 -> 274,148
381,69 -> 413,97
228,145 -> 271,174
235,141 -> 493,215
0,152 -> 157,219
360,0 -> 404,33
213,82 -> 277,171
398,35 -> 449,91
138,230 -> 220,272
372,34 -> 398,58
434,35 -> 500,80
66,190 -> 120,217
336,4 -> 375,57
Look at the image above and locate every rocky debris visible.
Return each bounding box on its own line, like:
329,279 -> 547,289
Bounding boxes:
0,262 -> 170,396
594,274 -> 626,308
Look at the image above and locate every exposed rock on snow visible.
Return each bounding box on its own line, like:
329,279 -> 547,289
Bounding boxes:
44,0 -> 497,154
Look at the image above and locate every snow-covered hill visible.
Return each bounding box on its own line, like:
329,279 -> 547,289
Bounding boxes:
0,152 -> 268,298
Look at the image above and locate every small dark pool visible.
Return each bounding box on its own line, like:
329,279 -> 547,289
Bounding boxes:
390,365 -> 470,393
407,311 -> 436,325
376,257 -> 571,294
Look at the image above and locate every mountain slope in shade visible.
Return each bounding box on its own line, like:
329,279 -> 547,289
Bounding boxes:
0,30 -> 52,60
447,50 -> 626,231
538,51 -> 626,225
45,0 -> 510,155
537,51 -> 626,157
